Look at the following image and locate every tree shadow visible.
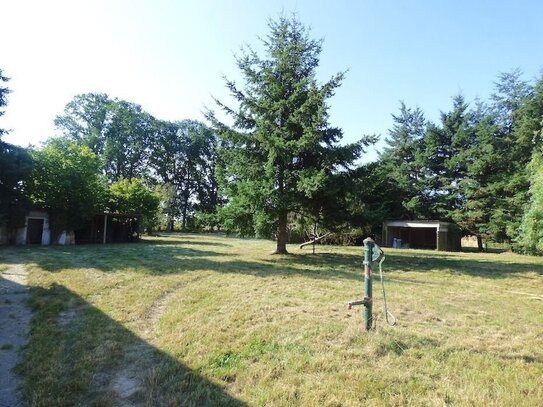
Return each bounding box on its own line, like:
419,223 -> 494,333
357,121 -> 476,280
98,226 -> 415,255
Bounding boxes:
385,252 -> 543,278
1,243 -> 228,274
0,274 -> 30,407
2,241 -> 542,281
16,281 -> 247,406
149,236 -> 233,247
0,243 -> 362,281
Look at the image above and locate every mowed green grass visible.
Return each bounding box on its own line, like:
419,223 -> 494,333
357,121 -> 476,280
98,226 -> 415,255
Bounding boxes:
1,234 -> 543,406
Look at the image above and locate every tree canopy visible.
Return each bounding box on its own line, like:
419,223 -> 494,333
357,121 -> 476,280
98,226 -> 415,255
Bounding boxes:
26,138 -> 108,230
108,178 -> 161,231
3,47 -> 543,255
0,69 -> 34,228
207,15 -> 370,253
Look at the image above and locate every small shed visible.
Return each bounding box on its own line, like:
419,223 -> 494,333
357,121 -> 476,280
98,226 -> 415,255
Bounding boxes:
382,220 -> 461,251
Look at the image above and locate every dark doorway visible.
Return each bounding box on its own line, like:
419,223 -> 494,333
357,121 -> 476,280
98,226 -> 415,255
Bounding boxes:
27,218 -> 44,244
409,227 -> 437,250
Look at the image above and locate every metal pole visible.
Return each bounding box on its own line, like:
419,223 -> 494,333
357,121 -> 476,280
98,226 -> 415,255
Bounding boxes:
363,237 -> 374,330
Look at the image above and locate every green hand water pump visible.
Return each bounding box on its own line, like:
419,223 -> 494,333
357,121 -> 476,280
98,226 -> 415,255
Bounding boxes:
348,237 -> 396,330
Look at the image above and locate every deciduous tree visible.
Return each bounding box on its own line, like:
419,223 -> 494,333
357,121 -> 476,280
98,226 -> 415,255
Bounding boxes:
108,178 -> 160,232
26,138 -> 107,233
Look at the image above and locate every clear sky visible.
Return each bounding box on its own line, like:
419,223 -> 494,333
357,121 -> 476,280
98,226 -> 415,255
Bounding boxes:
1,0 -> 542,161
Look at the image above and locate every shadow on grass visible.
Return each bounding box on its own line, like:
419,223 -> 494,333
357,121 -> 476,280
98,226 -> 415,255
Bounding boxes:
461,247 -> 508,254
385,253 -> 543,278
1,239 -> 542,280
270,249 -> 543,279
17,281 -> 246,406
0,243 -> 363,281
149,236 -> 233,247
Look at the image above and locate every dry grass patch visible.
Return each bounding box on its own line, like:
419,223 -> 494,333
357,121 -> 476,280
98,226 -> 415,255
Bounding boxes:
1,234 -> 542,406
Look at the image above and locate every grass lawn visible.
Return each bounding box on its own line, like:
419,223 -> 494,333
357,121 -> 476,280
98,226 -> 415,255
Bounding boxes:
1,234 -> 543,406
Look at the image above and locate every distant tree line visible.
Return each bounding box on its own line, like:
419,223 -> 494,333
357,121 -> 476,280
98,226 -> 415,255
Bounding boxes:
0,73 -> 218,237
54,93 -> 220,231
378,69 -> 543,252
1,15 -> 543,254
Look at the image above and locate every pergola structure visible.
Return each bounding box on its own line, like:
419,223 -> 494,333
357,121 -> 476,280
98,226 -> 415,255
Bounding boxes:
74,212 -> 142,244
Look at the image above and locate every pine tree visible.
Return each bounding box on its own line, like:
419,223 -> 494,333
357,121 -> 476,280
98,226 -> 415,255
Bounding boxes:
0,69 -> 34,228
207,16 -> 366,254
422,95 -> 472,219
380,102 -> 428,218
0,69 -> 10,139
485,73 -> 543,242
517,152 -> 543,254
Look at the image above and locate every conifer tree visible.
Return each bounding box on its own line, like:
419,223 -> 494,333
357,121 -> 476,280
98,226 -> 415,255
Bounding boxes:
380,102 -> 428,218
517,152 -> 543,254
207,16 -> 366,254
422,95 -> 472,219
0,69 -> 33,228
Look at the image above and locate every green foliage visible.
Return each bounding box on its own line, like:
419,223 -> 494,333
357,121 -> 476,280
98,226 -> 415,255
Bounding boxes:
53,93 -> 111,154
376,70 -> 543,249
380,102 -> 429,218
207,15 -> 369,252
56,95 -> 221,230
26,138 -> 108,230
103,100 -> 155,180
55,94 -> 155,181
421,95 -> 474,220
0,69 -> 34,228
0,141 -> 33,227
150,120 -> 220,230
345,162 -> 405,234
108,178 -> 160,230
0,69 -> 10,139
517,153 -> 543,254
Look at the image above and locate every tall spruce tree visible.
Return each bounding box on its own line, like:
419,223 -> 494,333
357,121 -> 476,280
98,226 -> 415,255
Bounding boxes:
380,102 -> 428,218
486,72 -> 542,242
0,69 -> 10,139
422,95 -> 472,219
207,16 -> 365,254
517,151 -> 543,254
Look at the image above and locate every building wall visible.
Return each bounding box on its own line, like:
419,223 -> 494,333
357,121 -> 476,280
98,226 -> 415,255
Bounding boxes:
437,230 -> 448,251
2,211 -> 77,246
15,211 -> 51,245
0,226 -> 8,245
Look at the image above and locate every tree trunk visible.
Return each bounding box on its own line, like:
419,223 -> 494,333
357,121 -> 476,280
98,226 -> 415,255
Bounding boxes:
182,200 -> 188,230
477,235 -> 484,252
273,211 -> 289,254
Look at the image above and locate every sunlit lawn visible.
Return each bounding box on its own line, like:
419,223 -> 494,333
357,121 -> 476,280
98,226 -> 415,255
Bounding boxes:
1,234 -> 543,406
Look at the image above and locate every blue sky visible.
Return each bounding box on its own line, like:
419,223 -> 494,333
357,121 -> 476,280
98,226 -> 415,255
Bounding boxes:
1,0 -> 542,161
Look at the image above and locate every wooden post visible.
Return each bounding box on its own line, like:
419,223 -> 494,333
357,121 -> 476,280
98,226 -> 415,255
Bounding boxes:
103,214 -> 107,244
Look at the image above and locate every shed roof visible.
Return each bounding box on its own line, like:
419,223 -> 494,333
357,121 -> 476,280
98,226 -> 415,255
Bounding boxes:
383,220 -> 458,230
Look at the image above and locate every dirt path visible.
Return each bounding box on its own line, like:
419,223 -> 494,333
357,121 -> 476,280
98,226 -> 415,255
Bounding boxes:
0,260 -> 31,407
